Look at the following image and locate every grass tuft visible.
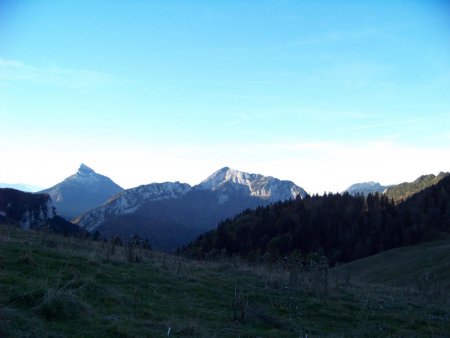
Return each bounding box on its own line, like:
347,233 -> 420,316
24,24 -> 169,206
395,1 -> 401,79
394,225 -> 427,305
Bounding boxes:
33,287 -> 92,321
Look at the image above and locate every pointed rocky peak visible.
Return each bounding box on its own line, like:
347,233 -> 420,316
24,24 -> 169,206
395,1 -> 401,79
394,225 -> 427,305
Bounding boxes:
217,166 -> 230,172
70,163 -> 100,185
207,167 -> 232,179
78,163 -> 96,175
38,164 -> 123,220
198,167 -> 252,190
197,167 -> 307,201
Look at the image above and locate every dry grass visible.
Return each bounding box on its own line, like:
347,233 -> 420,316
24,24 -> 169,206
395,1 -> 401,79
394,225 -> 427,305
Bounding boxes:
1,224 -> 449,337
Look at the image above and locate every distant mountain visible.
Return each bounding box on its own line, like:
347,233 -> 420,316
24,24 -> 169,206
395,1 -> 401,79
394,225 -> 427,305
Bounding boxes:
75,167 -> 307,251
344,182 -> 390,196
73,181 -> 192,232
40,164 -> 124,220
0,188 -> 82,235
385,172 -> 449,203
0,183 -> 44,192
344,172 -> 449,201
197,167 -> 306,202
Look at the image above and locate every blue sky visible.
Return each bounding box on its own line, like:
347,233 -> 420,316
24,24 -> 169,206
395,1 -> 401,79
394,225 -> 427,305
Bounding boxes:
1,0 -> 450,193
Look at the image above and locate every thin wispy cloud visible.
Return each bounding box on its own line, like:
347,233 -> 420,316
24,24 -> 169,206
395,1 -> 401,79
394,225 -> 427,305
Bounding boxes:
0,59 -> 116,88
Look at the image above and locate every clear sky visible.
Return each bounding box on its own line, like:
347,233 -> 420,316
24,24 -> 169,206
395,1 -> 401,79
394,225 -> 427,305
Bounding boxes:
1,0 -> 450,194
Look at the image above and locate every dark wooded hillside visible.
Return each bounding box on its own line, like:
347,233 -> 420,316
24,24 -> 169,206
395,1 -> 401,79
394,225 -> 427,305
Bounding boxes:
184,175 -> 450,264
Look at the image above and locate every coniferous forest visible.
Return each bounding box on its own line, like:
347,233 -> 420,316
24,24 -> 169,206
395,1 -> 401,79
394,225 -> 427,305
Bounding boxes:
184,175 -> 450,264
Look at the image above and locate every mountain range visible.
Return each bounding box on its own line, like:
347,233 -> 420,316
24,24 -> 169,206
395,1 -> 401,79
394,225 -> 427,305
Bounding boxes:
2,164 -> 448,254
0,183 -> 44,192
74,167 -> 307,251
39,164 -> 124,220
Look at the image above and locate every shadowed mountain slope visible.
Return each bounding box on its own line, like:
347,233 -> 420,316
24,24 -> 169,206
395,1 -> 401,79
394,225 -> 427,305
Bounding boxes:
40,164 -> 123,220
75,167 -> 307,251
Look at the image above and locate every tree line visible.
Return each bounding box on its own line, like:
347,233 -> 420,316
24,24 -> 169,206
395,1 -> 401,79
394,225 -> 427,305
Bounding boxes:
183,175 -> 450,264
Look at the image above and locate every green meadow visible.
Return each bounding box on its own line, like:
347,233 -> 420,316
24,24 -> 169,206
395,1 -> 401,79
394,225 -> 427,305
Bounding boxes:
1,225 -> 449,337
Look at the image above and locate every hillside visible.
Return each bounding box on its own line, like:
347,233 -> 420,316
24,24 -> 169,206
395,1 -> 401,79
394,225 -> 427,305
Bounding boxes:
183,193 -> 424,263
397,174 -> 450,232
336,231 -> 450,288
0,188 -> 54,229
0,188 -> 85,236
385,172 -> 449,203
0,224 -> 449,337
184,173 -> 450,264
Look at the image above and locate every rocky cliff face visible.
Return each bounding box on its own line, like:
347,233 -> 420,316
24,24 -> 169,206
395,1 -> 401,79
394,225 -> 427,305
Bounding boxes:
74,182 -> 191,232
0,188 -> 55,229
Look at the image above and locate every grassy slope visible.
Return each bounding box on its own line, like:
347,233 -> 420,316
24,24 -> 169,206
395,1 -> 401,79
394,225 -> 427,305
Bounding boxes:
0,225 -> 449,337
336,232 -> 450,287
